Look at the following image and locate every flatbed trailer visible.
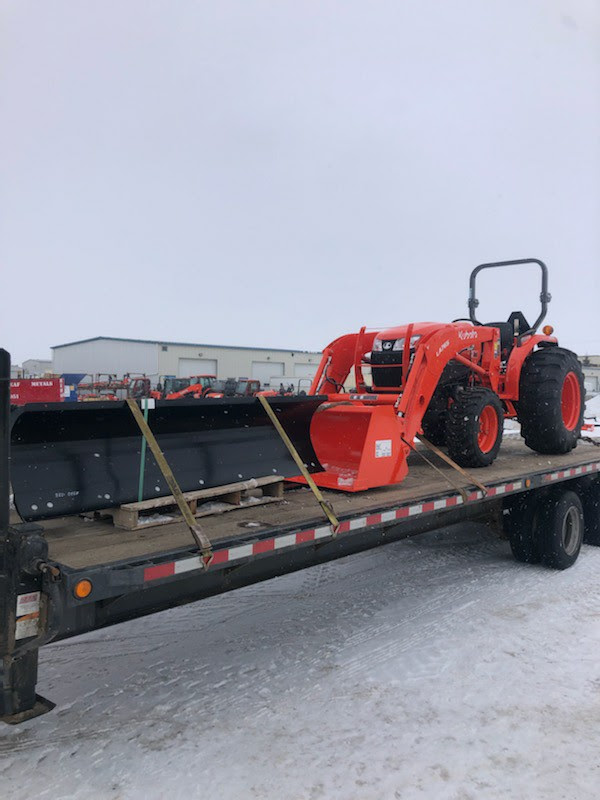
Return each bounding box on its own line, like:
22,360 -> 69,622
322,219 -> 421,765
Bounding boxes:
2,357 -> 600,723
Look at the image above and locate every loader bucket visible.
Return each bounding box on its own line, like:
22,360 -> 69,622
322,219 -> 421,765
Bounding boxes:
10,396 -> 324,521
291,401 -> 410,492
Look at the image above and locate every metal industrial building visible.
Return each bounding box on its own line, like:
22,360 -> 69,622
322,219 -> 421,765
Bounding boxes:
582,355 -> 600,395
52,337 -> 322,389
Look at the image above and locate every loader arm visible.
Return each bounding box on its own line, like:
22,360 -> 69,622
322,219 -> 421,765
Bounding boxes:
398,323 -> 499,442
310,330 -> 379,395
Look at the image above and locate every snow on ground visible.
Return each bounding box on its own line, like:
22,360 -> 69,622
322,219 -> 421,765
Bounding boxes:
503,419 -> 521,436
2,525 -> 600,800
585,393 -> 600,421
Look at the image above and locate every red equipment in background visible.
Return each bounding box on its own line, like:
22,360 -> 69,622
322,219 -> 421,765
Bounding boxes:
164,375 -> 217,400
78,374 -> 153,402
10,378 -> 64,406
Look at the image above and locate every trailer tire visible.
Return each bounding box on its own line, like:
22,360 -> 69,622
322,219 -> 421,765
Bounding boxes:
446,388 -> 503,467
580,480 -> 600,546
538,488 -> 584,569
518,348 -> 584,454
421,410 -> 447,447
504,493 -> 542,564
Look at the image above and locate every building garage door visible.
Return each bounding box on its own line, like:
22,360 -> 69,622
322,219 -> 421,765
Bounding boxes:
251,361 -> 284,387
178,358 -> 218,378
294,363 -> 318,378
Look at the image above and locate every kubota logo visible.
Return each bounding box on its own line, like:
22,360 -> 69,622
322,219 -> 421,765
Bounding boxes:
436,340 -> 450,357
458,330 -> 478,341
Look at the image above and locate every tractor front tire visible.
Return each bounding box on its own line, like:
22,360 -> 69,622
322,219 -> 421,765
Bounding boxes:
446,388 -> 504,468
518,347 -> 584,454
421,409 -> 447,447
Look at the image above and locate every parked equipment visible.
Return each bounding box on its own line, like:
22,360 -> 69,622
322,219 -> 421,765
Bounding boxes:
8,260 -> 585,518
10,395 -> 323,520
77,374 -> 154,402
300,259 -> 584,490
163,375 -> 217,400
224,378 -> 261,397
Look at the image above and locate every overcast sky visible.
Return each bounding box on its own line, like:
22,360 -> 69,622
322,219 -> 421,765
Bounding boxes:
2,0 -> 599,365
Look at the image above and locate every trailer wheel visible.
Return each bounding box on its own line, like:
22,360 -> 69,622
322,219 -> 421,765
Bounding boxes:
580,480 -> 600,546
518,348 -> 584,454
538,488 -> 584,569
503,493 -> 542,564
445,388 -> 503,467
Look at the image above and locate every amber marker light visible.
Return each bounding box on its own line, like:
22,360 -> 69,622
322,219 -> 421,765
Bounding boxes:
74,579 -> 93,599
542,325 -> 554,335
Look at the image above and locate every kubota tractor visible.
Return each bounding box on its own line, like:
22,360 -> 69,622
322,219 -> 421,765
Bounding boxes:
163,375 -> 217,400
302,259 -> 584,491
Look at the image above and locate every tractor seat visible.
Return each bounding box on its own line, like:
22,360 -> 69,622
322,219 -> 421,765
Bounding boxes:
485,321 -> 514,358
485,311 -> 532,359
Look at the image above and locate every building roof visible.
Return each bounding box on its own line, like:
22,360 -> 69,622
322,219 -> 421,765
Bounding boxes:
51,336 -> 321,355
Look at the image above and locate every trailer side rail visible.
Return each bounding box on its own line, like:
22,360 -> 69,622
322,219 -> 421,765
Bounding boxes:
51,458 -> 600,607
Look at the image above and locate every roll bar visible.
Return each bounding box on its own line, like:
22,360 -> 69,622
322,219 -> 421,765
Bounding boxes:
468,258 -> 551,335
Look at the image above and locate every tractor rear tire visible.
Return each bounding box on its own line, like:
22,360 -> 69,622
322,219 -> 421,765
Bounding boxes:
446,388 -> 504,468
518,348 -> 584,454
538,488 -> 584,569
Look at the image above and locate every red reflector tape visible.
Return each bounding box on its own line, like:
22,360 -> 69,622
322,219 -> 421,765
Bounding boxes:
140,473 -> 583,584
297,529 -> 316,543
253,539 -> 275,555
211,549 -> 229,565
144,562 -> 175,582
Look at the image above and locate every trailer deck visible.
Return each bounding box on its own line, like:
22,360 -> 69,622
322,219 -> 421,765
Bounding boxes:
40,438 -> 600,570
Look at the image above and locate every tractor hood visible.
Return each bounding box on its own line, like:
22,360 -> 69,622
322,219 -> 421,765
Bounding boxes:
372,322 -> 442,352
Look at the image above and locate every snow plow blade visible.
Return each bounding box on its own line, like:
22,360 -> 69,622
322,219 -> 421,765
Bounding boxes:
10,396 -> 324,521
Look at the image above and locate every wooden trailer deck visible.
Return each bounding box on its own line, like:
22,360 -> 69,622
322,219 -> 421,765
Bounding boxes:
33,439 -> 600,570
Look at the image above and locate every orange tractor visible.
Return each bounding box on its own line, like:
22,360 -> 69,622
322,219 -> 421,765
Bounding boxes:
161,375 -> 217,400
300,259 -> 584,491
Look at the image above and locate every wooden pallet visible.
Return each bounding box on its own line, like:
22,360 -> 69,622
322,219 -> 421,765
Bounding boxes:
89,476 -> 285,531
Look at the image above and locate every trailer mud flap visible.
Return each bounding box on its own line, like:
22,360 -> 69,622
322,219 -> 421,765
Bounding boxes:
10,396 -> 324,521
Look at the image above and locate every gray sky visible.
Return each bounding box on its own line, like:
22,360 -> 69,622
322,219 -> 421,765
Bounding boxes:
2,0 -> 600,365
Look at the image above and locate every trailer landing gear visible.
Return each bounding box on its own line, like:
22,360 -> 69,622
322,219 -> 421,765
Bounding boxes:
0,651 -> 55,724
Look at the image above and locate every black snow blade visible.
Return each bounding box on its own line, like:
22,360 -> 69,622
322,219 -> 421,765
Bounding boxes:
10,396 -> 324,521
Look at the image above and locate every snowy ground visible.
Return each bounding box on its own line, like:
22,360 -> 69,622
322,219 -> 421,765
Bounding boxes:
1,523 -> 600,799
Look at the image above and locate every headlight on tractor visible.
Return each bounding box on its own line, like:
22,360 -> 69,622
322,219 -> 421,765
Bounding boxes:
392,335 -> 421,351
